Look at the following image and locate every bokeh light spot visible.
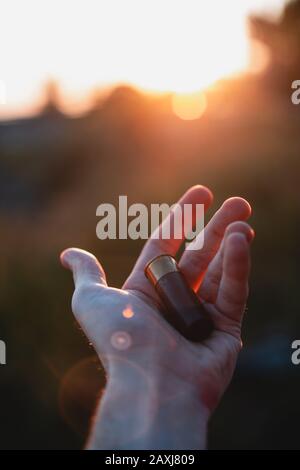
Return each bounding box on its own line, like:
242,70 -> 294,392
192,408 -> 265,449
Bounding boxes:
122,306 -> 134,319
111,331 -> 132,350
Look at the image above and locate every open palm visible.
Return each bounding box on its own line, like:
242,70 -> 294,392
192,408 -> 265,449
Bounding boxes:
61,185 -> 253,412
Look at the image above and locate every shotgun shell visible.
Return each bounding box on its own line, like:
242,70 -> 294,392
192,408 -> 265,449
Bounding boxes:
145,254 -> 214,342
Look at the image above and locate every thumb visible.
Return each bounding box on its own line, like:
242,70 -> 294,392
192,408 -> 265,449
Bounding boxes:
60,248 -> 107,288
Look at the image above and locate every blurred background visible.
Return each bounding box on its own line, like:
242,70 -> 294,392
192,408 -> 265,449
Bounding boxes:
0,0 -> 300,450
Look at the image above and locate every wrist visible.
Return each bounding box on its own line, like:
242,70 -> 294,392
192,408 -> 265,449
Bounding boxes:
87,361 -> 210,450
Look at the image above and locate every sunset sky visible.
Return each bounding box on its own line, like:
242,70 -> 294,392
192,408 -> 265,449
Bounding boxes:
0,0 -> 285,118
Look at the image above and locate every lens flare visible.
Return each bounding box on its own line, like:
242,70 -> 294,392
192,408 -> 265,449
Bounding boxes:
122,306 -> 134,319
111,331 -> 132,350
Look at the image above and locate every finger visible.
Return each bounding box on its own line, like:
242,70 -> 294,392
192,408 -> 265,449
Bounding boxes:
124,185 -> 213,293
60,247 -> 107,288
179,197 -> 251,291
200,221 -> 254,303
215,232 -> 251,324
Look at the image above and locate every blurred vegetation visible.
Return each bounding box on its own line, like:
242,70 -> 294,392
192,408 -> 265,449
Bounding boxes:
1,0 -> 300,450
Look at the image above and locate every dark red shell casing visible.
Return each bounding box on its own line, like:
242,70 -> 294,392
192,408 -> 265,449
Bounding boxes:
145,255 -> 214,342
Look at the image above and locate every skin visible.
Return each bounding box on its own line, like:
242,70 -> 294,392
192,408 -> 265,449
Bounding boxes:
60,185 -> 254,450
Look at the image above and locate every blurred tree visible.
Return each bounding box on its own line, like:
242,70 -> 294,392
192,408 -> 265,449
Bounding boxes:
249,0 -> 300,92
40,80 -> 64,117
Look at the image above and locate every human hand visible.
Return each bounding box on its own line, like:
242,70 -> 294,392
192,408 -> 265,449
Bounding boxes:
61,185 -> 253,449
